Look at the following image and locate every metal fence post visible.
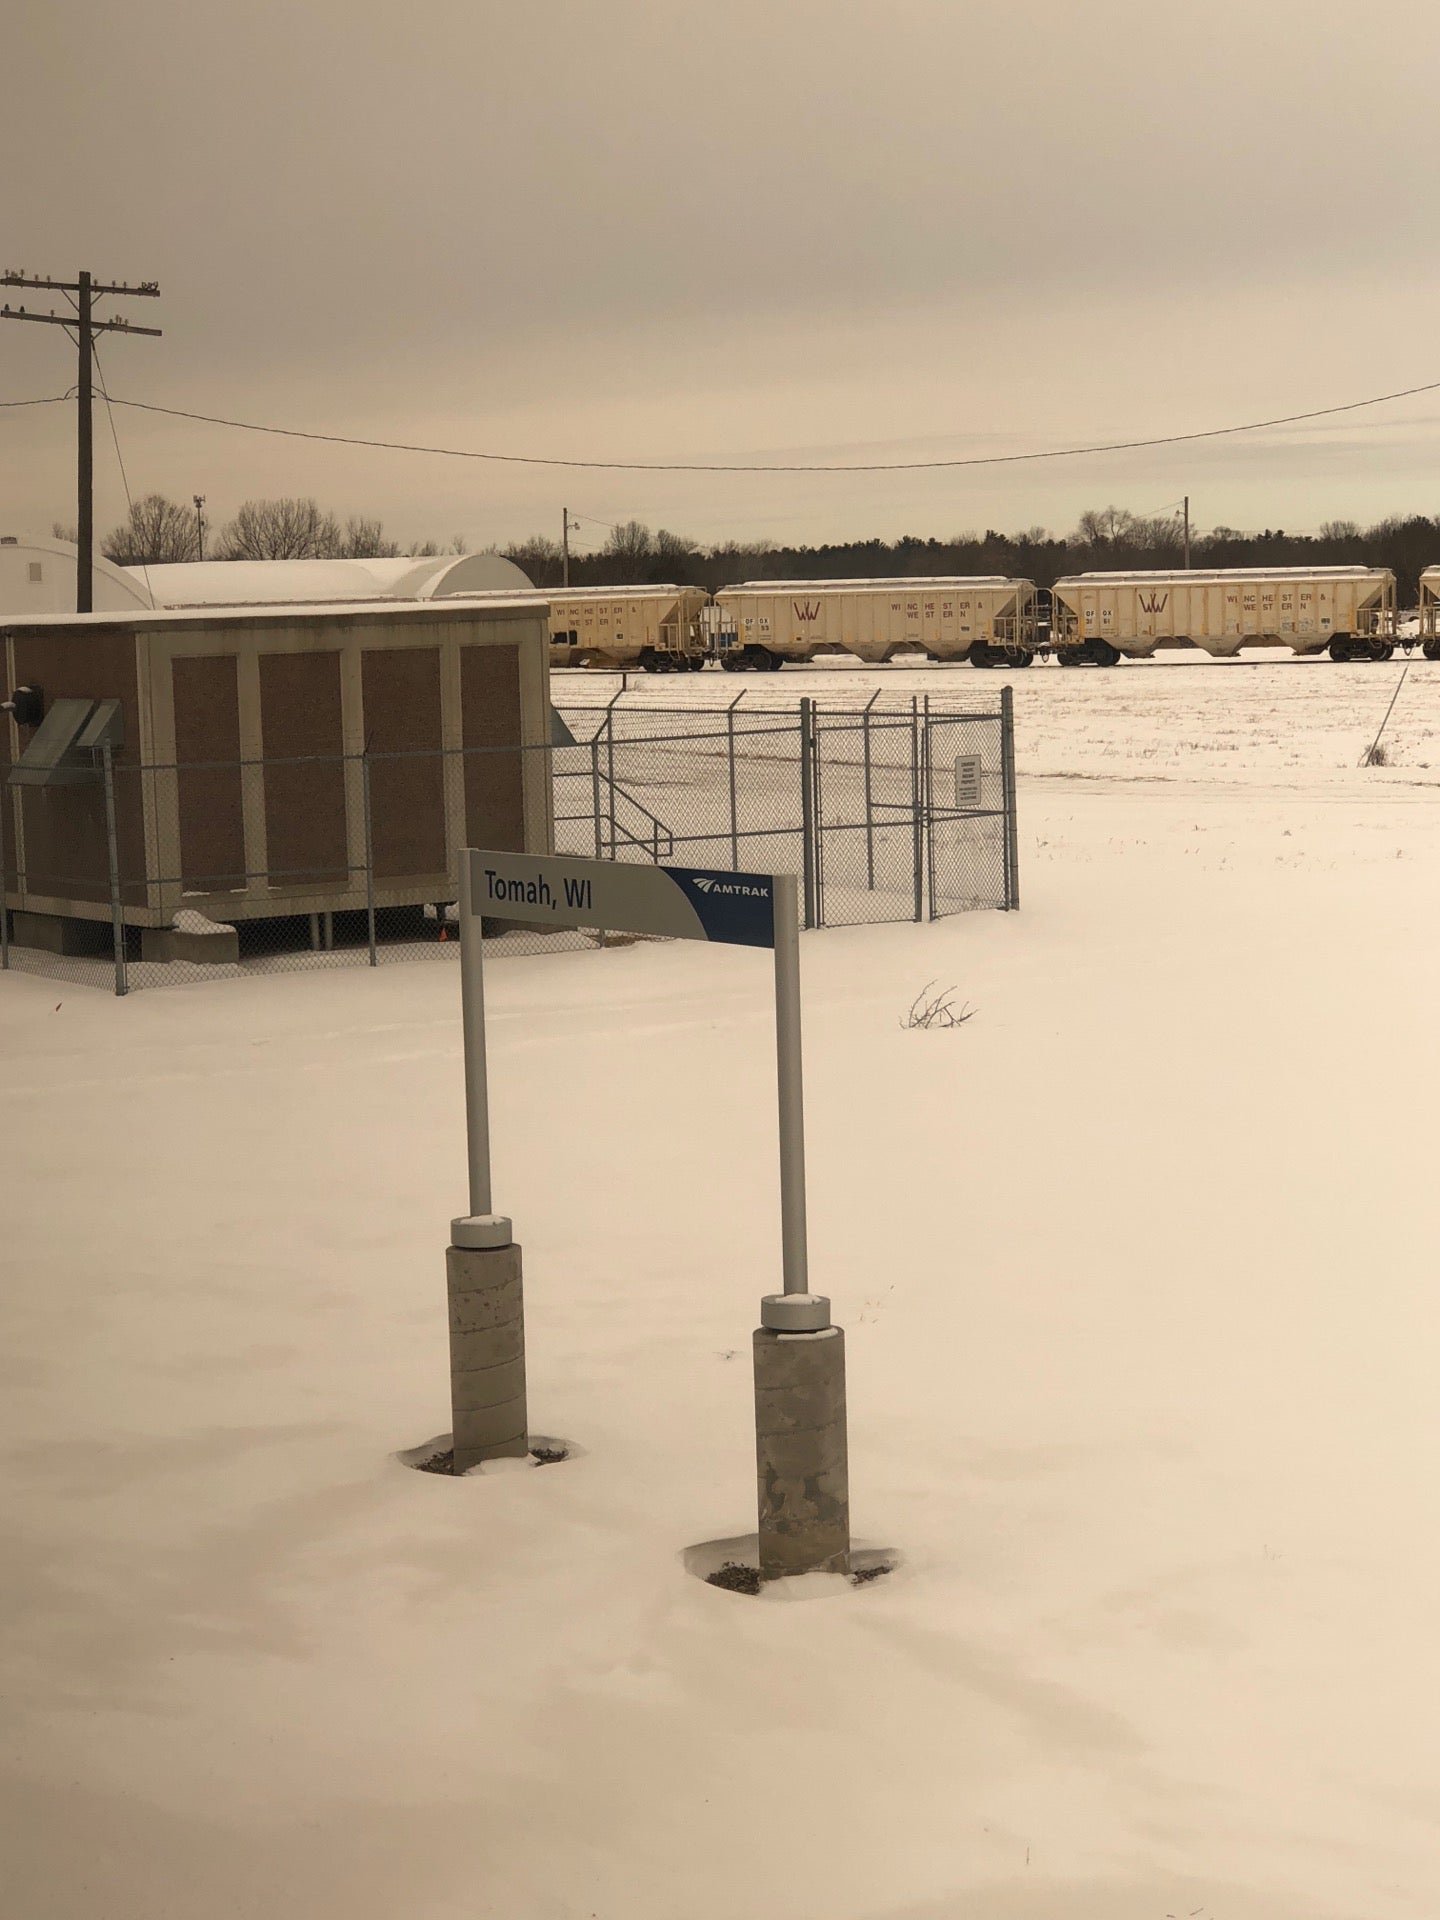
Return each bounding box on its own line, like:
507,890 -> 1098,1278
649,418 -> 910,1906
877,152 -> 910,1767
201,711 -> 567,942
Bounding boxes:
910,696 -> 923,923
923,695 -> 938,922
799,697 -> 818,930
605,701 -> 618,859
361,749 -> 378,965
812,704 -> 826,924
100,743 -> 128,997
589,733 -> 603,860
1000,683 -> 1020,910
0,788 -> 9,973
727,691 -> 742,870
862,690 -> 877,890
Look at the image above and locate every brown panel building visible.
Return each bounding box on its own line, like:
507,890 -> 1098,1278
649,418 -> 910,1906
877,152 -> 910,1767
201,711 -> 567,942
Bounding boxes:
1,599 -> 552,934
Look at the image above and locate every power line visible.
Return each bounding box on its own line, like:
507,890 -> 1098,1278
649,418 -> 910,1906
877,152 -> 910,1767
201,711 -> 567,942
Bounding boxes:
93,337 -> 156,605
74,375 -> 1440,475
0,393 -> 69,407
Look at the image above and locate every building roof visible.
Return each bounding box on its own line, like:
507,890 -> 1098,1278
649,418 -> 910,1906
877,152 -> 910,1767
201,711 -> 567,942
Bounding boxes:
1063,567 -> 1392,584
0,597 -> 548,635
544,583 -> 698,599
126,551 -> 532,608
718,577 -> 1017,592
0,534 -> 156,615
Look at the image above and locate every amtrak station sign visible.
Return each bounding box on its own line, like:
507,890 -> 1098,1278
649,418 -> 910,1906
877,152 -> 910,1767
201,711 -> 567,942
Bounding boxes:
469,848 -> 777,949
454,847 -> 822,1330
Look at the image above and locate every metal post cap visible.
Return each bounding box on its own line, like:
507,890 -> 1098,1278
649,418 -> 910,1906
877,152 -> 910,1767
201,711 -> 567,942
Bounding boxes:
760,1292 -> 832,1332
451,1213 -> 514,1250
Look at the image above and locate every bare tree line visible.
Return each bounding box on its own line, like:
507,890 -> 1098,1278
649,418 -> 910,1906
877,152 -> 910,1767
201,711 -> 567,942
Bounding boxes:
76,497 -> 1440,600
80,495 -> 470,567
502,506 -> 1440,602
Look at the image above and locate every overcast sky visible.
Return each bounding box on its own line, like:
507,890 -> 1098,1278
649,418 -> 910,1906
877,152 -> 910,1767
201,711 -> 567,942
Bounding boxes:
5,0 -> 1440,555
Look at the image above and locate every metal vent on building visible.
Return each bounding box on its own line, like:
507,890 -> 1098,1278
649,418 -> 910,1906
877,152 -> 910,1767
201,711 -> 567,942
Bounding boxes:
7,697 -> 124,787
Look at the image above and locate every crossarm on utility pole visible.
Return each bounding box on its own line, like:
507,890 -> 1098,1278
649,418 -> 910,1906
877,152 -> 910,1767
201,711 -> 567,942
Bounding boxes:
0,267 -> 161,615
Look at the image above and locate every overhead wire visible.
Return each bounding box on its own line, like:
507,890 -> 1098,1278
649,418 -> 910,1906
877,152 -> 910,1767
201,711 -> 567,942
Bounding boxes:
64,375 -> 1440,475
92,339 -> 156,605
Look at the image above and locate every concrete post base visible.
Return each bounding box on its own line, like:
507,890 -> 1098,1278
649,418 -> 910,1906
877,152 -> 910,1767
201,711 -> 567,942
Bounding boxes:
139,923 -> 240,965
753,1323 -> 850,1580
447,1241 -> 528,1471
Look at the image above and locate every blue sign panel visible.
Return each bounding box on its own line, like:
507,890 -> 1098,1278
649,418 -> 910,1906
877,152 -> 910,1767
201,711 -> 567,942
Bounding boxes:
666,868 -> 776,948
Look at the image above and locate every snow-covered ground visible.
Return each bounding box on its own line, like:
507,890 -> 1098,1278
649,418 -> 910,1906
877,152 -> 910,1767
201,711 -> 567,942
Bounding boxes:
5,659 -> 1440,1920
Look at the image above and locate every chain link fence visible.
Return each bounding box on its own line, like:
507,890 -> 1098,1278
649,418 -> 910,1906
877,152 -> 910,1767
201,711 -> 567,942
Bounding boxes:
1,690 -> 1016,995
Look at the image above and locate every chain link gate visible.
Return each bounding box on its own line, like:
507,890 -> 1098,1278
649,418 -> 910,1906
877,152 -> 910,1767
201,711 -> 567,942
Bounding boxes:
803,690 -> 1014,926
920,685 -> 1017,918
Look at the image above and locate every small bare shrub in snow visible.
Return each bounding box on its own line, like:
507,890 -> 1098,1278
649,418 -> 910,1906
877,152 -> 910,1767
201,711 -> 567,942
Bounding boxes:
902,983 -> 975,1030
1363,742 -> 1390,766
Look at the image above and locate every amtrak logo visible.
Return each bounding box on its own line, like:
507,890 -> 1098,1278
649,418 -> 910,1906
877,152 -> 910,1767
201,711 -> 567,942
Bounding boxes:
692,877 -> 769,898
793,600 -> 820,622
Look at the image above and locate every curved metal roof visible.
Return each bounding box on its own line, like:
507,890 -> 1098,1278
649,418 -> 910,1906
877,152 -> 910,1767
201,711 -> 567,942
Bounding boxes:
127,551 -> 532,608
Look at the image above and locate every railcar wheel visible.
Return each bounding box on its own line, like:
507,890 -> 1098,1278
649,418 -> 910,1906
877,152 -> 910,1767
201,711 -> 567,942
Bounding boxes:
1085,640 -> 1121,667
1423,640 -> 1440,662
969,643 -> 993,669
1370,641 -> 1395,662
1006,648 -> 1035,668
759,650 -> 784,672
1329,637 -> 1353,662
1056,649 -> 1083,667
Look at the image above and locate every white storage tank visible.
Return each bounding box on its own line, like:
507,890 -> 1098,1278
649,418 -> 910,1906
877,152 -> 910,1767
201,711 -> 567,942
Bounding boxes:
1051,567 -> 1397,664
712,577 -> 1038,669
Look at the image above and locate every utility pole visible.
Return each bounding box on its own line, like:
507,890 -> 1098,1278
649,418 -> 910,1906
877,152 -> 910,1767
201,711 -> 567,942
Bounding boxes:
1,268 -> 161,613
561,507 -> 572,589
193,494 -> 206,561
1183,496 -> 1191,570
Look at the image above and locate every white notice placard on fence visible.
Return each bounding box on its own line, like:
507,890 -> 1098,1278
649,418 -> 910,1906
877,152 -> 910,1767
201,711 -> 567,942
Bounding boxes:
954,755 -> 982,809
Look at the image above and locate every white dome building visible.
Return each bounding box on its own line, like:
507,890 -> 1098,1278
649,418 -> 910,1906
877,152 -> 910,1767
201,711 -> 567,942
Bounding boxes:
128,551 -> 532,608
0,534 -> 156,616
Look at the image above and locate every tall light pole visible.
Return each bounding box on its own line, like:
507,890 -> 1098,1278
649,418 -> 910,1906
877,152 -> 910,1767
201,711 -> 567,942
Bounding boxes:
1,268 -> 161,612
1183,496 -> 1191,569
562,506 -> 573,589
193,494 -> 206,561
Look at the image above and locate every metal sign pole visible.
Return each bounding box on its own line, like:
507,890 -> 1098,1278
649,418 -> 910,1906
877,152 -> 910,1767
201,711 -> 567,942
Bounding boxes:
447,850 -> 525,1471
754,869 -> 847,1577
444,845 -> 849,1564
761,872 -> 829,1333
453,853 -> 511,1250
774,872 -> 808,1296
